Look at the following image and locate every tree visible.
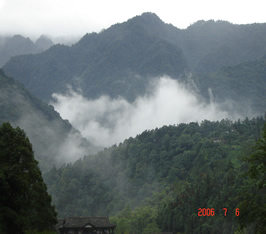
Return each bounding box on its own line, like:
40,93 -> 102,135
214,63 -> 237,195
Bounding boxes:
238,123 -> 266,233
0,122 -> 57,233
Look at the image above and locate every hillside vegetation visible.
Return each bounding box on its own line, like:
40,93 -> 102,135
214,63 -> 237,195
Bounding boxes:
44,117 -> 265,233
0,123 -> 57,233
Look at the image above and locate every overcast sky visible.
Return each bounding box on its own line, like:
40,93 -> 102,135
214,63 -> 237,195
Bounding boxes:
0,0 -> 266,39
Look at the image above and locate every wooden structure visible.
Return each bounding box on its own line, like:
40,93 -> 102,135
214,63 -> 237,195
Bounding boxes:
57,216 -> 116,234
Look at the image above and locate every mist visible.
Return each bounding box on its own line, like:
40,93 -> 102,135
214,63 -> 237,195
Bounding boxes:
15,110 -> 98,168
51,76 -> 239,148
1,83 -> 98,168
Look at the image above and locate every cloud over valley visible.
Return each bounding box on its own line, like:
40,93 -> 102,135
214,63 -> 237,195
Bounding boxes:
51,76 -> 236,148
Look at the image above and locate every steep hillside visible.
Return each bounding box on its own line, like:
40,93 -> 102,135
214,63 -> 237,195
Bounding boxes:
179,20 -> 266,72
0,69 -> 98,170
193,55 -> 266,115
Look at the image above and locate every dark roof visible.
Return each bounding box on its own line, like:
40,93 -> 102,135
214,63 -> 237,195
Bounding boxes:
57,217 -> 116,229
56,218 -> 65,228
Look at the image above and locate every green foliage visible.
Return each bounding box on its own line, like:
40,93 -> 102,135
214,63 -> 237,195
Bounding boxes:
237,123 -> 266,233
246,123 -> 266,189
0,122 -> 57,233
44,117 -> 265,233
110,204 -> 161,234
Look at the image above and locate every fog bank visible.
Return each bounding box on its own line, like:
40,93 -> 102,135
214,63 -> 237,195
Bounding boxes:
51,76 -> 236,147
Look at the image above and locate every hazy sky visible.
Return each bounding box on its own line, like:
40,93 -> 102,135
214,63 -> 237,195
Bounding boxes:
0,0 -> 266,39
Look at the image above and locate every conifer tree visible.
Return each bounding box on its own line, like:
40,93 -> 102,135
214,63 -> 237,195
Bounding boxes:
0,122 -> 57,233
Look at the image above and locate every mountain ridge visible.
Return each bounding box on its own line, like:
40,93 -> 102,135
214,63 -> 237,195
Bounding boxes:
4,13 -> 189,102
3,12 -> 266,114
0,34 -> 54,67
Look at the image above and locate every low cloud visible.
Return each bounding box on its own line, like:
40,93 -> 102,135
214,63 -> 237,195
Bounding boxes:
4,88 -> 98,168
50,76 -> 238,148
15,109 -> 97,168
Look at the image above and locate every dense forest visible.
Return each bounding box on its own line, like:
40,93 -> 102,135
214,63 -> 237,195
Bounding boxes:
0,123 -> 57,233
43,117 -> 266,233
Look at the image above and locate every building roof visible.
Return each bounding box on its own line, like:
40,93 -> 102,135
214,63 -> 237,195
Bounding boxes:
56,218 -> 64,228
57,216 -> 116,229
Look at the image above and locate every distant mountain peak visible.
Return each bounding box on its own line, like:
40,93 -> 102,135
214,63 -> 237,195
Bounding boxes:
9,34 -> 32,43
140,12 -> 161,20
11,34 -> 24,39
77,12 -> 166,47
128,12 -> 164,26
187,19 -> 232,30
35,35 -> 54,50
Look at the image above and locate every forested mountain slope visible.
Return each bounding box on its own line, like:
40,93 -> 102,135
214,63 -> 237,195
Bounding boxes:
0,69 -> 98,169
179,20 -> 266,72
193,55 -> 266,115
44,117 -> 265,233
4,13 -> 266,104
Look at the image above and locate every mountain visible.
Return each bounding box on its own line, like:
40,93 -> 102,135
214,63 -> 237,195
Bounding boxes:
0,34 -> 54,67
0,69 -> 98,170
3,13 -> 189,102
2,12 -> 266,111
